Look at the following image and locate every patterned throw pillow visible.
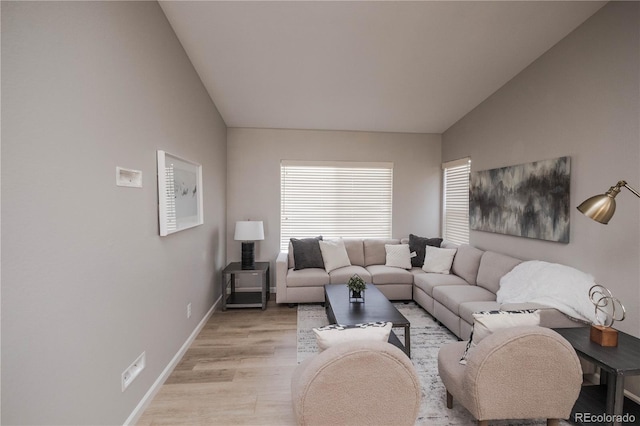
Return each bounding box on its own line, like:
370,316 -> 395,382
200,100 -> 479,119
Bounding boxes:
459,309 -> 541,364
313,322 -> 393,351
385,244 -> 412,269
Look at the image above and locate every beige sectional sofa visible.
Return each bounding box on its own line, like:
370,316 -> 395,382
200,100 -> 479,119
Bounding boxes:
276,237 -> 584,340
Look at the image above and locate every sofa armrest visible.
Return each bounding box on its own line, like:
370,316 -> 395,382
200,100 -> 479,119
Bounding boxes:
276,251 -> 290,304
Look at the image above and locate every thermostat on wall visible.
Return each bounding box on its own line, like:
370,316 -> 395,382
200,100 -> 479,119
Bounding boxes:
116,167 -> 142,188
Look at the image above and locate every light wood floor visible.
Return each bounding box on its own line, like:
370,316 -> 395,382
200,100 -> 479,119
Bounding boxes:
137,296 -> 298,425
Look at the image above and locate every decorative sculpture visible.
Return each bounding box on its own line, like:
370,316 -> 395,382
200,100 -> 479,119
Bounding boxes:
588,284 -> 626,346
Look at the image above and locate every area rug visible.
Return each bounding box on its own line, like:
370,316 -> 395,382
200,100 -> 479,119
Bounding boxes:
297,302 -> 569,426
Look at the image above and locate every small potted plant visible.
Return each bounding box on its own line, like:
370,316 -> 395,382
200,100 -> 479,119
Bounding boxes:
347,274 -> 366,303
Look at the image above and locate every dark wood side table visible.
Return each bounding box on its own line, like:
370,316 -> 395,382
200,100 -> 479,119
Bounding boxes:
221,262 -> 270,310
553,327 -> 640,426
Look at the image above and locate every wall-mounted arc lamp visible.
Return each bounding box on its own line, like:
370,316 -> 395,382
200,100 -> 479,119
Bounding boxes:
577,180 -> 640,224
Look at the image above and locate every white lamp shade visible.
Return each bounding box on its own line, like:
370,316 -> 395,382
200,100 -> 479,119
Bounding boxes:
234,221 -> 264,241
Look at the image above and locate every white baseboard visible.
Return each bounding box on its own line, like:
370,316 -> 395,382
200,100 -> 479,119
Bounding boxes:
123,296 -> 220,425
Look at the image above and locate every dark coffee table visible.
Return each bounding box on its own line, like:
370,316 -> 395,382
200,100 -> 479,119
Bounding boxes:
324,283 -> 411,357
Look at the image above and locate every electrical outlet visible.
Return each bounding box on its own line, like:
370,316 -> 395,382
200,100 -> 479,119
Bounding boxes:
122,352 -> 146,392
187,303 -> 192,319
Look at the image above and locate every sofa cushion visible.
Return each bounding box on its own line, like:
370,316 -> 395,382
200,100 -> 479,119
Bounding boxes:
329,265 -> 372,284
288,241 -> 295,266
413,272 -> 468,297
476,251 -> 522,294
409,234 -> 443,267
319,239 -> 351,273
366,264 -> 414,285
451,245 -> 484,285
286,268 -> 330,287
343,238 -> 365,267
291,236 -> 324,270
363,239 -> 400,266
441,241 -> 459,250
385,244 -> 412,269
432,285 -> 496,316
422,246 -> 457,274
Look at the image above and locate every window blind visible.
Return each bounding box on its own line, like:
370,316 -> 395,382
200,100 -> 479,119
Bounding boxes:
280,161 -> 393,251
442,158 -> 471,245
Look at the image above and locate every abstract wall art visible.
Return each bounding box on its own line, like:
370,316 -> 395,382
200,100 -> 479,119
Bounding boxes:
469,156 -> 570,243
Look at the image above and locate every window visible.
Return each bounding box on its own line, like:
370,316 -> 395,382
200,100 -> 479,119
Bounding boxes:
442,157 -> 471,245
280,161 -> 393,250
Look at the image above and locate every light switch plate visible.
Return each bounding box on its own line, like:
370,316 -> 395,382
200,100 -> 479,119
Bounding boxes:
116,167 -> 142,188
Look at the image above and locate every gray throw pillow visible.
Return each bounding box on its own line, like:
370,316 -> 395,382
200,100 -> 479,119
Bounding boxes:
409,234 -> 443,267
291,236 -> 324,270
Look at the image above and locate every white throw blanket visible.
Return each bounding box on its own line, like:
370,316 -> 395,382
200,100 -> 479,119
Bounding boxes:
497,260 -> 596,323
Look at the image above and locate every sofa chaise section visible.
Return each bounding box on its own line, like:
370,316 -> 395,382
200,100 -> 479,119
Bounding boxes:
418,247 -> 584,339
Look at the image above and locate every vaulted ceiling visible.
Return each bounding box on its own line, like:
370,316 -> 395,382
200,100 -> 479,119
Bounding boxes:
160,1 -> 605,134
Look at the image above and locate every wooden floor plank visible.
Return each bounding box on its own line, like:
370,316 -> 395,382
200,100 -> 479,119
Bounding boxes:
137,297 -> 297,425
163,368 -> 236,385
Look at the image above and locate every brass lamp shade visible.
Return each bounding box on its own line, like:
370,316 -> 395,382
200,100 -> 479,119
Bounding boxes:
577,180 -> 639,224
577,194 -> 616,224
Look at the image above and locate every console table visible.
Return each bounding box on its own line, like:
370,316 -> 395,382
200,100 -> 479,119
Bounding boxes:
553,327 -> 640,426
221,262 -> 270,310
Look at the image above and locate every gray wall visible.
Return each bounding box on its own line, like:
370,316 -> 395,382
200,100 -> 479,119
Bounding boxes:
226,128 -> 442,277
442,2 -> 640,337
1,2 -> 227,425
444,0 -> 640,341
443,2 -> 639,397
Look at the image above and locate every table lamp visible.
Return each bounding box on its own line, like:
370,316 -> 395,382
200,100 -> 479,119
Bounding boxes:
234,221 -> 264,269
